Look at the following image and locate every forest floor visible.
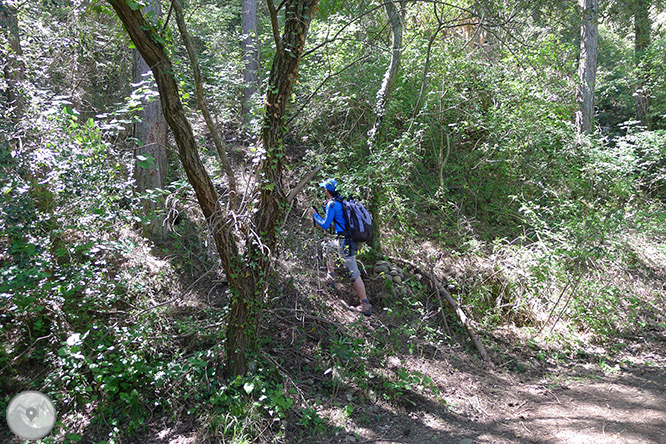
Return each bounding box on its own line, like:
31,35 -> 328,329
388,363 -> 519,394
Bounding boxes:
281,285 -> 666,444
148,257 -> 666,444
294,310 -> 666,444
136,146 -> 666,444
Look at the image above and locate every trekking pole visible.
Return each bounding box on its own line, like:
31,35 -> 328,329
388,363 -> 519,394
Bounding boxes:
312,212 -> 321,292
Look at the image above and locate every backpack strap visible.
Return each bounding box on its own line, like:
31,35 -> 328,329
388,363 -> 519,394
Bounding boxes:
333,196 -> 350,238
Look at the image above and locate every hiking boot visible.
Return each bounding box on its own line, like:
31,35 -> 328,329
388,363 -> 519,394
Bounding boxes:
350,299 -> 372,317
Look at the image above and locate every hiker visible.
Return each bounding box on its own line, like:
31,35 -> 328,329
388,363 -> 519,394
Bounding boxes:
309,178 -> 372,316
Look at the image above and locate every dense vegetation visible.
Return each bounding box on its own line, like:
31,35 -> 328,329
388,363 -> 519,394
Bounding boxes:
1,1 -> 665,443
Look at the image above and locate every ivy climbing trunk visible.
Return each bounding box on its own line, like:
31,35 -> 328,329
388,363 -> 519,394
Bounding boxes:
224,0 -> 319,377
366,0 -> 403,253
107,0 -> 242,364
108,0 -> 318,377
367,0 -> 402,151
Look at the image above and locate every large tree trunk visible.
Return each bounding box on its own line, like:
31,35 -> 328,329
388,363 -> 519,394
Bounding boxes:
132,0 -> 168,239
108,0 -> 318,377
575,0 -> 599,136
0,1 -> 24,120
634,0 -> 651,128
224,0 -> 319,377
241,0 -> 259,120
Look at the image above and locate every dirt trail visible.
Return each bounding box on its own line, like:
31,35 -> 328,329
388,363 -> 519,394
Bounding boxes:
320,334 -> 666,444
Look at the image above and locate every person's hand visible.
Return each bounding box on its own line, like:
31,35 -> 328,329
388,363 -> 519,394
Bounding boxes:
309,207 -> 317,218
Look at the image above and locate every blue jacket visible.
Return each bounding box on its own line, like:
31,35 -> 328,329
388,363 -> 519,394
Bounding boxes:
314,199 -> 346,235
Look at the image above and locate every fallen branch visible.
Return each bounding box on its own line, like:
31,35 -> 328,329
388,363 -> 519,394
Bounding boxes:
286,165 -> 322,203
390,256 -> 489,361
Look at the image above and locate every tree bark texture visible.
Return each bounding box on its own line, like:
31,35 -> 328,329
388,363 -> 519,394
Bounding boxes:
108,0 -> 318,377
367,0 -> 402,150
223,0 -> 319,377
107,0 -> 241,344
132,0 -> 168,239
0,2 -> 24,120
575,0 -> 598,135
634,0 -> 651,128
241,0 -> 259,119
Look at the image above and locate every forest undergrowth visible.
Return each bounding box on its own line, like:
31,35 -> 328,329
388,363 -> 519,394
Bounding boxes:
3,2 -> 666,441
2,109 -> 666,443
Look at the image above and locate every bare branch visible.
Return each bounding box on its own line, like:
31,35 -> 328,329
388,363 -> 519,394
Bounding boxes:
267,0 -> 282,53
286,166 -> 322,203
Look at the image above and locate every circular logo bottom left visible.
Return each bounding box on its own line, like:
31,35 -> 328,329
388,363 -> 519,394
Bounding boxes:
6,391 -> 57,440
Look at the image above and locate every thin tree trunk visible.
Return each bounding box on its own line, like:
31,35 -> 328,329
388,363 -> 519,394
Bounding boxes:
0,1 -> 24,120
634,0 -> 651,128
367,0 -> 403,151
365,0 -> 403,254
173,0 -> 238,209
241,0 -> 259,119
575,0 -> 599,136
132,0 -> 168,239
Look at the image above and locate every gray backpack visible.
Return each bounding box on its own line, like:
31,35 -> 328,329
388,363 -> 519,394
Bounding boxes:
335,197 -> 373,243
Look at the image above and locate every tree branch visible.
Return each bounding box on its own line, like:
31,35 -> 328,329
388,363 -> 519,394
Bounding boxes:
286,165 -> 322,203
285,53 -> 372,127
390,256 -> 489,362
267,0 -> 283,53
172,0 -> 238,209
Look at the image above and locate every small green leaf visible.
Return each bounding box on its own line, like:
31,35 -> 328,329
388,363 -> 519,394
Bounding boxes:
243,382 -> 255,394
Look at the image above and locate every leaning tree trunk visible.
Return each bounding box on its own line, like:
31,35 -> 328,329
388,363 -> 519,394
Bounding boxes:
0,1 -> 24,120
173,0 -> 237,208
224,0 -> 319,377
634,0 -> 651,128
575,0 -> 599,136
132,0 -> 168,239
108,0 -> 319,377
107,0 -> 242,352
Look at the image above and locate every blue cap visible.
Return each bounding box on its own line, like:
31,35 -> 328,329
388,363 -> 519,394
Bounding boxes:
319,178 -> 337,192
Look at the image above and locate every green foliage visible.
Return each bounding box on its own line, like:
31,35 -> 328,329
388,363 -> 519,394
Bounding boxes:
380,367 -> 436,406
596,25 -> 635,131
3,1 -> 666,442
